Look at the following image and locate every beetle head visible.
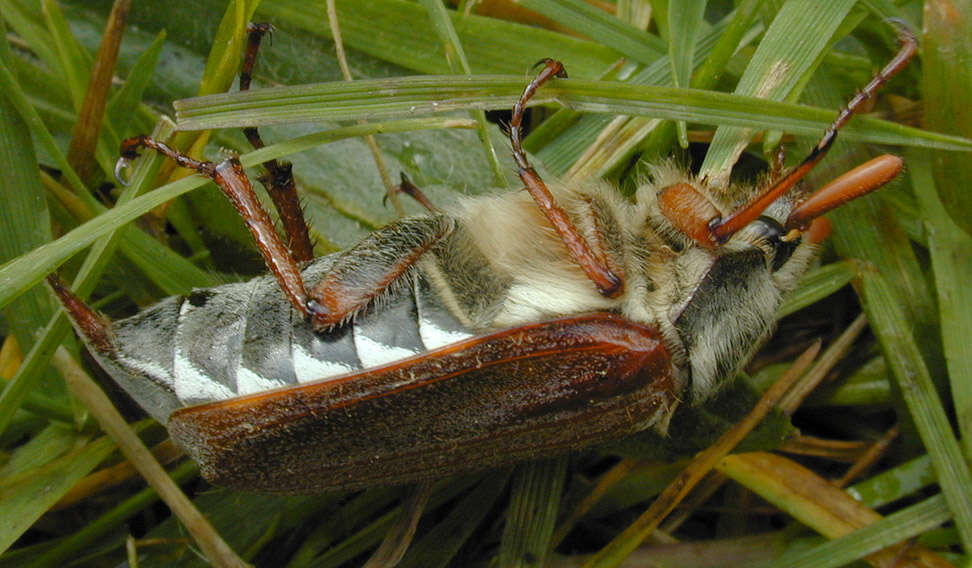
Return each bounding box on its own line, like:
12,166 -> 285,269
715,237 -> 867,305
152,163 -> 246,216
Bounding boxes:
634,154 -> 903,401
655,153 -> 903,253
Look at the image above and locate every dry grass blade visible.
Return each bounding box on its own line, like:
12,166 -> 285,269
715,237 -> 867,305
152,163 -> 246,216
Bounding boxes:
835,426 -> 900,488
777,313 -> 868,413
51,347 -> 249,568
65,0 -> 130,184
363,482 -> 432,568
550,458 -> 639,547
720,453 -> 954,568
583,341 -> 821,567
53,440 -> 183,510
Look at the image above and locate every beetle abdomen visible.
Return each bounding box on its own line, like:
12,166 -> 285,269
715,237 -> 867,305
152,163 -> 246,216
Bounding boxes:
101,255 -> 475,423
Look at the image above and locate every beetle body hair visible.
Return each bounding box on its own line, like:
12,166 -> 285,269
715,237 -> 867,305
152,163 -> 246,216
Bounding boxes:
82,164 -> 816,434
438,166 -> 816,402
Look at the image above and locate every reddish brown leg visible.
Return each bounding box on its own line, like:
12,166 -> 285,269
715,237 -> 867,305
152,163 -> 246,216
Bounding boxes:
118,137 -> 315,319
239,23 -> 315,263
117,137 -> 451,330
384,173 -> 439,213
770,143 -> 787,180
307,216 -> 454,328
510,59 -> 623,298
710,23 -> 917,242
115,26 -> 451,329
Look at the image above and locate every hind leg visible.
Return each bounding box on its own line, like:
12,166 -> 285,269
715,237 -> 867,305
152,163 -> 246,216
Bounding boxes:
239,23 -> 315,263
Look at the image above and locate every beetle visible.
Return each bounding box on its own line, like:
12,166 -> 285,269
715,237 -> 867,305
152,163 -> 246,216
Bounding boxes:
49,23 -> 916,494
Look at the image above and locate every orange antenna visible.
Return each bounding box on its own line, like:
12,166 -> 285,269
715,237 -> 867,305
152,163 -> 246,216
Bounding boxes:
786,154 -> 903,229
709,23 -> 916,243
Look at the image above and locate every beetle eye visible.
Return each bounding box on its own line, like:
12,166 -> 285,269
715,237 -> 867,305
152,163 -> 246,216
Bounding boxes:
751,216 -> 784,240
750,216 -> 798,271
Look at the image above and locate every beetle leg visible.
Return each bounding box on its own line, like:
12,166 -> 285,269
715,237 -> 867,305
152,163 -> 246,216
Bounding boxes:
383,173 -> 439,213
307,216 -> 455,328
510,59 -> 624,298
118,136 -> 316,319
239,23 -> 315,263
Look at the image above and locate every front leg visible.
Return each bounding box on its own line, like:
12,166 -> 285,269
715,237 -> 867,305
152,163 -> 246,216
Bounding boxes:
509,60 -> 624,298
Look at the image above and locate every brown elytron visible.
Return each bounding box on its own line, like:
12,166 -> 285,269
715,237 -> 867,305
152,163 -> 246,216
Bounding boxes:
168,314 -> 671,493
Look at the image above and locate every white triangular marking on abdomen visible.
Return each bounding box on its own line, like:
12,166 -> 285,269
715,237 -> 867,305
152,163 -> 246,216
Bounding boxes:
292,343 -> 357,383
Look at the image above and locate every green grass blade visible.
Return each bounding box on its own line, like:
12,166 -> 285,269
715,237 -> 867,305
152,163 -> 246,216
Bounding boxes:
198,0 -> 260,97
909,148 -> 972,459
116,227 -> 216,293
848,455 -> 935,509
173,76 -> 972,152
921,0 -> 972,236
0,57 -> 87,195
859,268 -> 972,551
777,261 -> 857,318
418,0 -> 504,185
0,118 -> 172,439
261,0 -> 620,78
515,0 -> 665,64
99,30 -> 166,175
0,430 -> 118,553
22,460 -> 198,568
698,0 -> 857,184
399,474 -> 511,568
40,0 -> 91,111
858,0 -> 907,20
0,2 -> 60,82
667,0 -> 707,147
0,24 -> 55,348
758,495 -> 951,568
498,458 -> 567,567
540,5 -> 759,179
0,118 -> 472,312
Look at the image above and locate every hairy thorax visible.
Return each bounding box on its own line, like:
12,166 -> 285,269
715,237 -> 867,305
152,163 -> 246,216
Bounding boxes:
424,170 -> 817,403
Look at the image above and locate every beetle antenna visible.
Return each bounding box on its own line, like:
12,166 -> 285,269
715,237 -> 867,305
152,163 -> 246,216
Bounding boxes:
785,154 -> 903,229
709,22 -> 917,242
